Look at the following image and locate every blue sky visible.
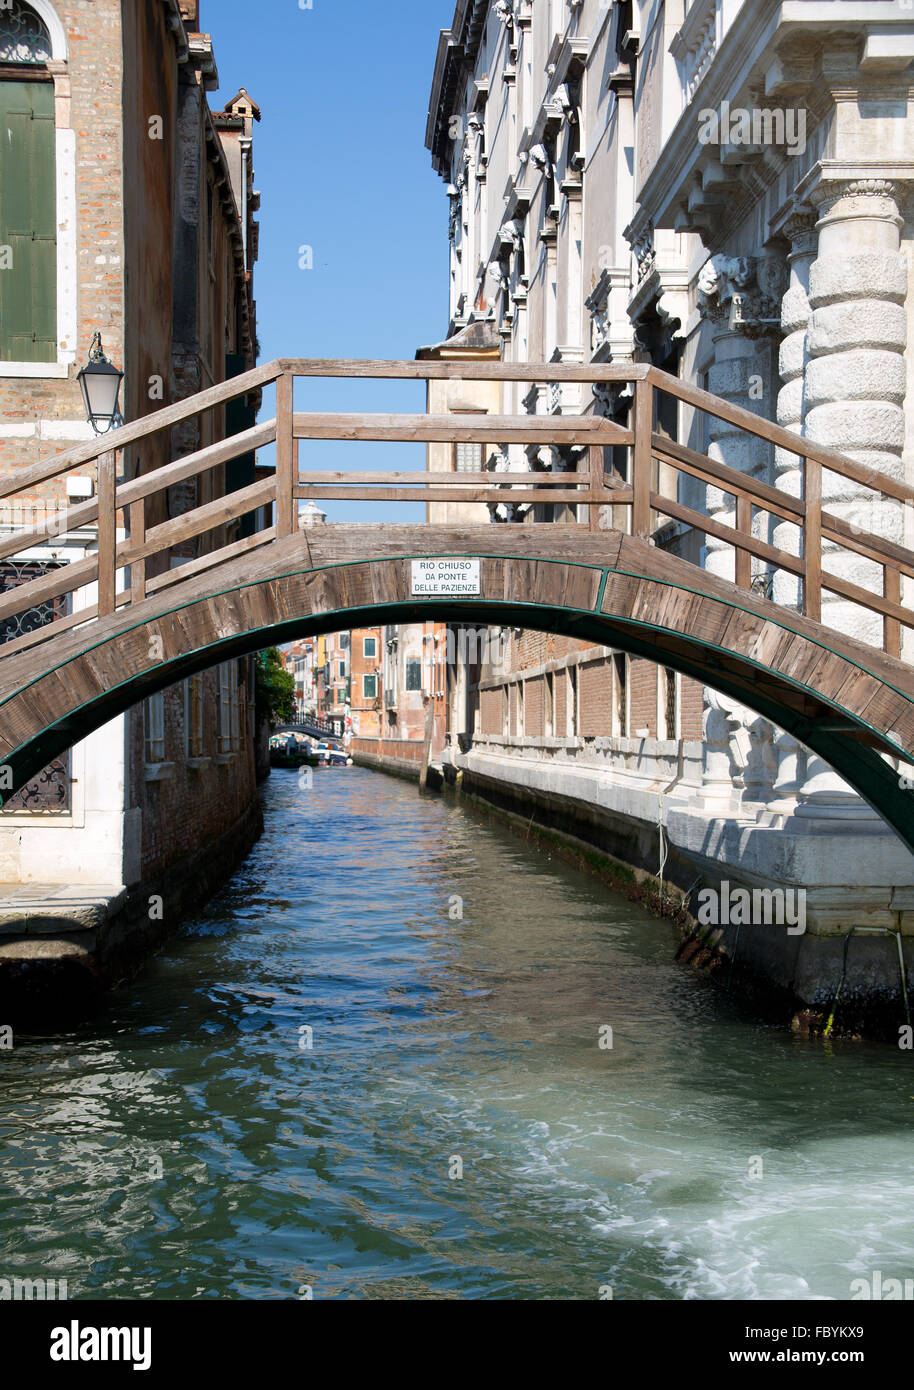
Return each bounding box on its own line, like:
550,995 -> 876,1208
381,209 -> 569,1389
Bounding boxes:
211,0 -> 456,520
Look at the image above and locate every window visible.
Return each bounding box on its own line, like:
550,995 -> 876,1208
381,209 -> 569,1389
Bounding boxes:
614,654 -> 628,738
0,5 -> 55,363
218,661 -> 240,755
516,681 -> 525,737
338,660 -> 346,679
0,3 -> 51,63
454,441 -> 483,474
363,636 -> 377,658
185,673 -> 205,758
545,670 -> 554,738
664,668 -> 678,741
144,692 -> 166,764
567,666 -> 578,737
405,657 -> 422,692
339,633 -> 350,649
363,674 -> 378,700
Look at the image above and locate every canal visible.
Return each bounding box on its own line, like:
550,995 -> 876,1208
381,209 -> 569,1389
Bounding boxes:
2,766 -> 914,1300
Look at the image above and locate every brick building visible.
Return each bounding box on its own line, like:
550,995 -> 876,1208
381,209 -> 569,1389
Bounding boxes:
0,1 -> 263,913
349,621 -> 448,775
349,627 -> 382,739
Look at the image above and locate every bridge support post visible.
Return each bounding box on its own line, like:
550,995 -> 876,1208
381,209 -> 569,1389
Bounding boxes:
632,378 -> 653,538
276,372 -> 294,539
96,450 -> 116,617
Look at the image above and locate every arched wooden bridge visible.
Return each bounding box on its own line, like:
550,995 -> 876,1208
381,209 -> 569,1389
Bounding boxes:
0,359 -> 912,850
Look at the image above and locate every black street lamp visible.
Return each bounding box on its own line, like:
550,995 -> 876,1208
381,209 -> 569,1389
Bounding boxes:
77,332 -> 124,434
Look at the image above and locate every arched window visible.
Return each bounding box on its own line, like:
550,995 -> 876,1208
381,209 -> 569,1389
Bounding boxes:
0,0 -> 52,63
0,0 -> 56,364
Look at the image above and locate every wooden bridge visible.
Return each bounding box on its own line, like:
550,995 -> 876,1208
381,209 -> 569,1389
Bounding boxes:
0,358 -> 912,850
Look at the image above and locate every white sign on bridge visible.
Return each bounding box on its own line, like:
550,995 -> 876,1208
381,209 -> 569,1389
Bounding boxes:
411,558 -> 481,596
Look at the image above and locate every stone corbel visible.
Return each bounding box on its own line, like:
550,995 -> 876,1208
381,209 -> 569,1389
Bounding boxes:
697,253 -> 786,336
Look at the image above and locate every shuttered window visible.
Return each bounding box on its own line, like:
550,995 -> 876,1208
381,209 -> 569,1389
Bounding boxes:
0,79 -> 56,362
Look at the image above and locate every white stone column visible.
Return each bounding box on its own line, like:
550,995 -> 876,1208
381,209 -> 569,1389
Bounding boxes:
805,179 -> 907,643
793,179 -> 907,821
773,210 -> 817,610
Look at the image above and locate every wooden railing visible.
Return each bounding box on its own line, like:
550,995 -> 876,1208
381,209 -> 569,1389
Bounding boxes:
0,358 -> 910,662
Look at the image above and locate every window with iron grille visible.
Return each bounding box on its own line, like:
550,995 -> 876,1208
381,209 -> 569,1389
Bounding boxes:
0,558 -> 71,812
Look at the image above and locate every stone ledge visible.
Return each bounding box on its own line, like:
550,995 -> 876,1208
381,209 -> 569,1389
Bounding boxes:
0,883 -> 126,936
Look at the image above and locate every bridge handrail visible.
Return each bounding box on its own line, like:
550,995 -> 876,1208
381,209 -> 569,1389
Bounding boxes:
0,357 -> 909,661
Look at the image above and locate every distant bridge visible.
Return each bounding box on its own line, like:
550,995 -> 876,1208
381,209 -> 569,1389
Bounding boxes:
275,718 -> 342,742
0,359 -> 910,850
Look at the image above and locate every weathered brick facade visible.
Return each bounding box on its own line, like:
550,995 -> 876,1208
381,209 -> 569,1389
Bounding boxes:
0,1 -> 263,890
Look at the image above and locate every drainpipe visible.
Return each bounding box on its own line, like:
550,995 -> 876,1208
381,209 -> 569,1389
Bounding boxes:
239,136 -> 252,271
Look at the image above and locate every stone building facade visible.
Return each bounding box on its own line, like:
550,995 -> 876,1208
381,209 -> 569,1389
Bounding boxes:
0,2 -> 263,921
349,621 -> 448,776
425,0 -> 914,941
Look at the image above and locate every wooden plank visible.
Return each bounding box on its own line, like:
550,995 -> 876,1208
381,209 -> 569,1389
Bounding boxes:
144,527 -> 278,596
804,454 -> 822,623
96,450 -> 117,617
0,602 -> 102,659
652,434 -> 805,523
276,373 -> 294,539
821,512 -> 914,582
0,551 -> 98,626
292,412 -> 631,446
117,477 -> 276,565
884,566 -> 902,658
650,492 -> 806,577
295,470 -> 593,486
279,358 -> 652,383
589,446 -> 603,533
821,568 -> 914,630
295,487 -> 618,505
735,494 -> 752,590
0,494 -> 99,563
649,366 -> 914,507
0,361 -> 281,503
116,421 -> 276,510
129,496 -> 146,604
632,379 -> 653,538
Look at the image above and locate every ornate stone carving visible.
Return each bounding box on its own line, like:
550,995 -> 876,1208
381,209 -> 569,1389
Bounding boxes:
632,225 -> 656,284
697,253 -> 786,336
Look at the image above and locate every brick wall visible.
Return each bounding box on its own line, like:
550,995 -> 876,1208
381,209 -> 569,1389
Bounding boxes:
630,658 -> 658,738
579,659 -> 614,737
130,659 -> 257,879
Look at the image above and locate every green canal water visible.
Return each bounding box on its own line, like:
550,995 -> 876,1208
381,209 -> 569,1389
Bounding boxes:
2,766 -> 913,1300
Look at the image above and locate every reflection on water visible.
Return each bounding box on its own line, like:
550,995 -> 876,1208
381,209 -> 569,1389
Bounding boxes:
2,767 -> 914,1299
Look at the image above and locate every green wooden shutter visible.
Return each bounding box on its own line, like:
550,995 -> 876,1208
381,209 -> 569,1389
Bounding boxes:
0,80 -> 56,363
